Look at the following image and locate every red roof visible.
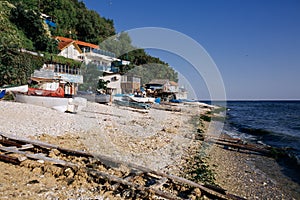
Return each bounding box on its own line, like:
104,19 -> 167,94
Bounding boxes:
54,36 -> 99,49
75,40 -> 99,49
58,40 -> 73,50
169,81 -> 178,86
55,36 -> 73,42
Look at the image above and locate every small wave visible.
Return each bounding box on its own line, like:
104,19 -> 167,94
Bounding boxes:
292,125 -> 300,131
238,127 -> 273,136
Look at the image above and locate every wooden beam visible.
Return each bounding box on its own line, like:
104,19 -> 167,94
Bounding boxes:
0,146 -> 77,168
0,154 -> 20,164
87,168 -> 183,200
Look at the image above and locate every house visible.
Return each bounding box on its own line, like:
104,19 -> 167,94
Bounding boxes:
99,72 -> 122,95
55,36 -> 128,72
145,79 -> 188,100
169,81 -> 179,93
146,79 -> 176,92
121,75 -> 141,94
98,73 -> 141,95
57,39 -> 82,61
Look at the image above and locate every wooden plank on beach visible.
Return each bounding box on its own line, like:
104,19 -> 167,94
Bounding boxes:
111,171 -> 144,190
0,132 -> 246,200
150,177 -> 168,189
202,137 -> 271,155
0,153 -> 20,164
87,168 -> 183,200
0,133 -> 92,157
0,146 -> 77,168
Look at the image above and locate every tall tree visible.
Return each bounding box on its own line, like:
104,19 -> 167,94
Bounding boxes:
10,3 -> 58,52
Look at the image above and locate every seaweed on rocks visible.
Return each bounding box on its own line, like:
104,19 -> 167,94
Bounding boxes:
181,113 -> 218,187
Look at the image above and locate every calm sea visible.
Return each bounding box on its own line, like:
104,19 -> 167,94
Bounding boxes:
222,101 -> 300,164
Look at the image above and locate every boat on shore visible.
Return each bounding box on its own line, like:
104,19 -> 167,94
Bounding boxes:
123,95 -> 155,103
27,87 -> 64,98
76,91 -> 111,104
15,94 -> 86,113
0,90 -> 6,99
114,99 -> 151,109
0,85 -> 28,93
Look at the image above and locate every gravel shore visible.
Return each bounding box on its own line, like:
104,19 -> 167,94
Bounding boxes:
207,143 -> 300,199
0,100 -> 299,199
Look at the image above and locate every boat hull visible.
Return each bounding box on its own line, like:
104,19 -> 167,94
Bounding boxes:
0,85 -> 28,93
114,100 -> 151,109
15,94 -> 86,113
124,95 -> 155,103
0,90 -> 6,99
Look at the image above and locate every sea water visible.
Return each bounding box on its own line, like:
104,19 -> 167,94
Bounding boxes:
222,101 -> 300,162
215,101 -> 300,186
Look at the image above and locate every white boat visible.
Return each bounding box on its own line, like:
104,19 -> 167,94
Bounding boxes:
15,94 -> 86,113
0,85 -> 28,93
124,95 -> 156,103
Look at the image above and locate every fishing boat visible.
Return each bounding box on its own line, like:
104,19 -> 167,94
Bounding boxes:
123,95 -> 155,103
76,91 -> 111,104
15,94 -> 87,113
27,87 -> 64,98
0,90 -> 6,99
114,99 -> 151,109
0,85 -> 28,93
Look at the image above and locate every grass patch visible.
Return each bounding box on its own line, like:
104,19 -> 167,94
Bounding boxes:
212,107 -> 226,114
185,154 -> 216,185
200,114 -> 211,122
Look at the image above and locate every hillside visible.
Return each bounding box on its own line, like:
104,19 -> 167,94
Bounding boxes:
0,0 -> 178,87
0,1 -> 31,49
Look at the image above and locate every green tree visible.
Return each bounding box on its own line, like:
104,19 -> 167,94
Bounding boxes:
0,46 -> 44,86
129,63 -> 178,85
9,3 -> 58,52
97,79 -> 109,90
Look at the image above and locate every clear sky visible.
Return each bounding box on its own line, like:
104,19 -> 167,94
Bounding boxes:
83,0 -> 300,100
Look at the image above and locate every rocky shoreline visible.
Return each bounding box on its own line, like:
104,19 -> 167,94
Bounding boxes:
0,100 -> 299,199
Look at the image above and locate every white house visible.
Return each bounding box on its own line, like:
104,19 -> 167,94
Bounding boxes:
99,72 -> 122,95
58,40 -> 82,61
55,36 -> 129,72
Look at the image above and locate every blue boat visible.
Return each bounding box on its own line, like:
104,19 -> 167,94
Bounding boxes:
114,99 -> 151,109
0,90 -> 6,99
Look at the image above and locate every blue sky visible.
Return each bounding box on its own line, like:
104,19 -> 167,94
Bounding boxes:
83,0 -> 300,100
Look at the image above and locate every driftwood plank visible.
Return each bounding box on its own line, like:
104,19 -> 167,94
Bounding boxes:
0,133 -> 92,157
151,177 -> 168,189
198,134 -> 271,156
94,154 -> 237,200
0,132 -> 244,200
0,153 -> 20,164
19,144 -> 35,150
87,168 -> 183,200
207,139 -> 270,155
111,171 -> 144,190
0,146 -> 77,168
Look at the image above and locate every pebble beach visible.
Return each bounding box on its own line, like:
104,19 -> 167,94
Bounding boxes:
0,100 -> 299,199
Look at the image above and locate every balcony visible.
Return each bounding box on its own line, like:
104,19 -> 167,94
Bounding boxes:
84,48 -> 116,58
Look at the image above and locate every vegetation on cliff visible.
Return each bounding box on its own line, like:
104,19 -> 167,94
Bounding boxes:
0,0 -> 178,87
